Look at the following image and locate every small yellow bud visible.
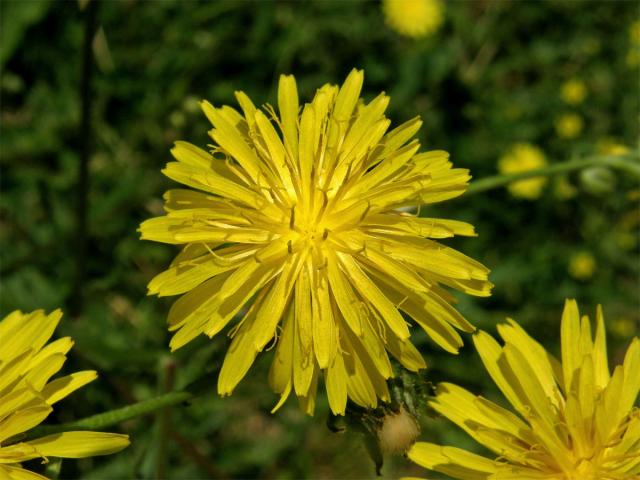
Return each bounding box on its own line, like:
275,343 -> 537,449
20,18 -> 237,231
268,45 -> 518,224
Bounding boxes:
555,113 -> 583,139
568,252 -> 596,281
561,79 -> 587,105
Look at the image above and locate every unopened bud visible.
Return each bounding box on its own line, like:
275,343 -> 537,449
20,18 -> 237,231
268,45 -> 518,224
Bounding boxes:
377,407 -> 420,455
580,167 -> 616,195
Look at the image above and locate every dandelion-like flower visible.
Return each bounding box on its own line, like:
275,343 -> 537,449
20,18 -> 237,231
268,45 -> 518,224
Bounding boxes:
0,310 -> 129,480
597,138 -> 631,156
382,0 -> 444,39
568,251 -> 596,280
560,79 -> 587,105
555,113 -> 583,139
498,143 -> 547,200
407,299 -> 640,480
140,69 -> 492,415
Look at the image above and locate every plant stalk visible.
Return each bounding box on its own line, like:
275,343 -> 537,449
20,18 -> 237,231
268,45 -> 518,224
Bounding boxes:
465,153 -> 640,196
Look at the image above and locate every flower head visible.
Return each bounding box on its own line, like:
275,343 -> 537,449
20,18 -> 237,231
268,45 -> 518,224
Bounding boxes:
140,69 -> 492,415
631,20 -> 640,44
382,0 -> 444,39
560,79 -> 587,105
555,113 -> 584,139
0,310 -> 129,479
407,299 -> 640,480
498,143 -> 547,199
597,138 -> 631,156
568,251 -> 596,280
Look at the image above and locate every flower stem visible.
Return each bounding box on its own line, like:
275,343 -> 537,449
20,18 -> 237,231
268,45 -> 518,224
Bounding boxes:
29,391 -> 193,438
465,153 -> 640,196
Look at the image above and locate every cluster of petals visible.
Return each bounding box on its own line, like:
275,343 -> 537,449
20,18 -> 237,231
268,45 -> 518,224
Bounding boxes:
407,299 -> 640,479
140,69 -> 492,415
0,310 -> 129,480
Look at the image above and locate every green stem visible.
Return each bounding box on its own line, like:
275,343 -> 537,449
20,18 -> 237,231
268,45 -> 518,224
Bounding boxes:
29,391 -> 193,438
465,153 -> 640,196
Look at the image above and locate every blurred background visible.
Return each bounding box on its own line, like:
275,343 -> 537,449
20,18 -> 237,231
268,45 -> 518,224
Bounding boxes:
1,0 -> 638,478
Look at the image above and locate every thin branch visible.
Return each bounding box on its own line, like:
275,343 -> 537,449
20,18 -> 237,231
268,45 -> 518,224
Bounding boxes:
29,391 -> 193,438
465,153 -> 640,196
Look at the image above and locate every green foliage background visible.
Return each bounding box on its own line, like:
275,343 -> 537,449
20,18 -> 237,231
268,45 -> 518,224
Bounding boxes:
1,0 -> 638,478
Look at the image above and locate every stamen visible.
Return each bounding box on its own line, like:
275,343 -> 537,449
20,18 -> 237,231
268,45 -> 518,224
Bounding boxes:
359,202 -> 371,222
264,324 -> 282,351
289,205 -> 296,230
396,296 -> 409,309
227,318 -> 246,339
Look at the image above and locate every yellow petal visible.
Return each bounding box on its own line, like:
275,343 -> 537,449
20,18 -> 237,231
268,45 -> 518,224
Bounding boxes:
312,275 -> 337,369
234,90 -> 257,130
278,74 -> 299,160
0,406 -> 51,444
592,304 -> 610,389
561,298 -> 581,394
217,303 -> 261,396
268,307 -> 295,395
472,331 -> 525,415
326,251 -> 364,336
1,465 -> 49,480
375,116 -> 423,161
41,370 -> 97,405
620,337 -> 640,418
407,442 -> 498,480
254,256 -> 302,351
340,335 -> 377,408
201,101 -> 261,183
497,319 -> 560,408
25,431 -> 129,458
337,253 -> 409,340
0,310 -> 61,365
325,353 -> 348,416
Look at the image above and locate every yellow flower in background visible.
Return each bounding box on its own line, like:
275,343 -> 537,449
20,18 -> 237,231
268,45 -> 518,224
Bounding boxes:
554,176 -> 578,200
568,251 -> 596,280
382,0 -> 444,39
0,310 -> 129,480
498,143 -> 548,199
407,299 -> 640,480
560,79 -> 587,105
555,113 -> 583,139
140,69 -> 492,415
597,138 -> 631,156
611,317 -> 637,339
627,49 -> 640,68
631,20 -> 640,44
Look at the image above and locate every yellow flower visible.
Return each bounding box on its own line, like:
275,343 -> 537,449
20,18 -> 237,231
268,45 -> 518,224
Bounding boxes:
611,317 -> 638,339
0,310 -> 129,480
407,299 -> 640,480
140,69 -> 492,415
498,143 -> 548,199
628,49 -> 640,68
631,20 -> 640,44
555,113 -> 583,139
568,251 -> 596,280
560,79 -> 587,105
597,138 -> 631,156
382,0 -> 444,39
554,176 -> 578,200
